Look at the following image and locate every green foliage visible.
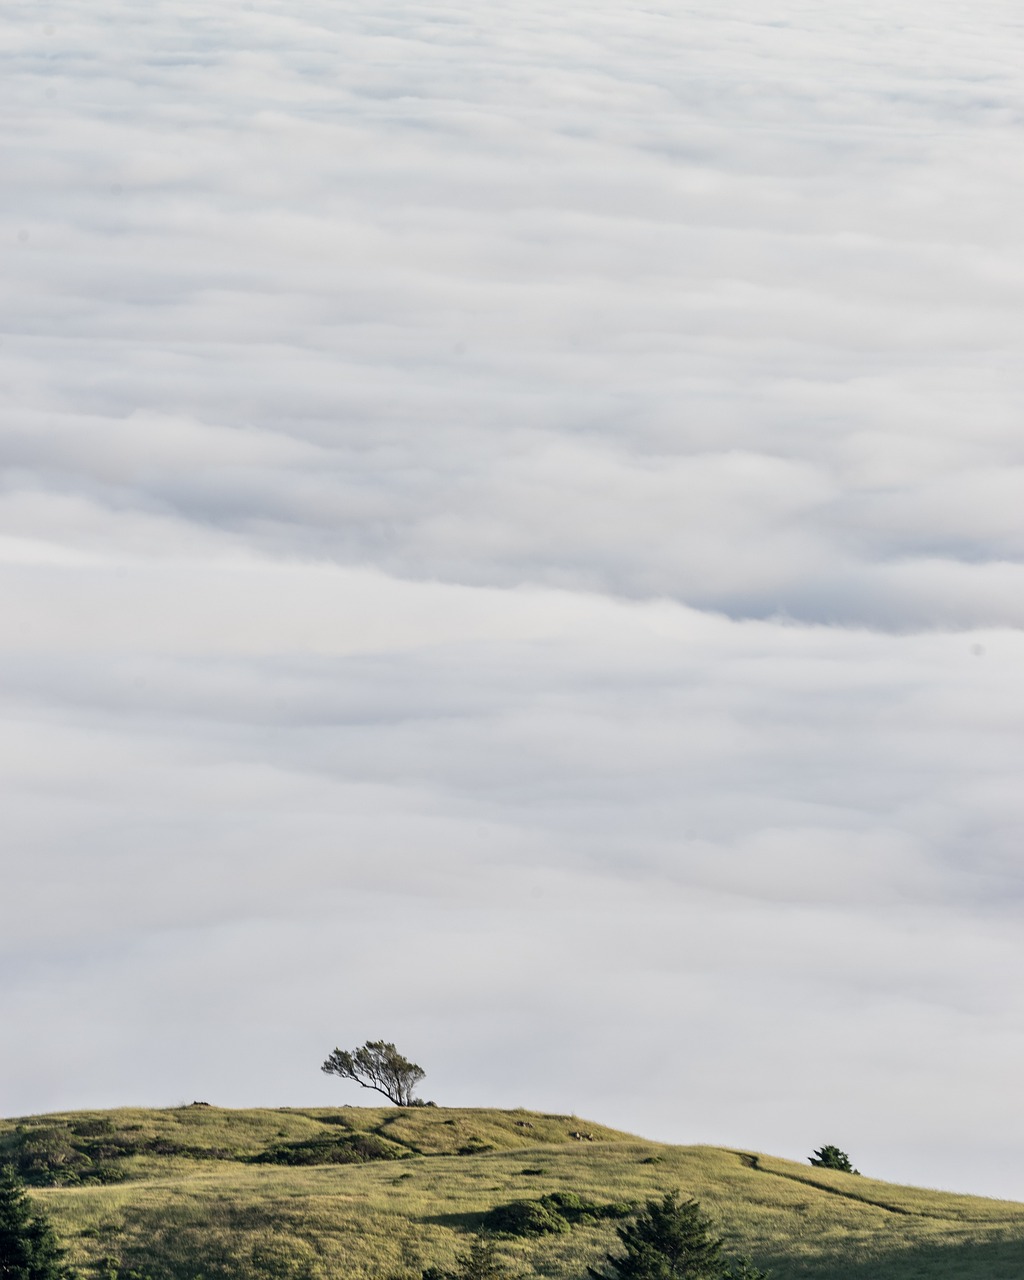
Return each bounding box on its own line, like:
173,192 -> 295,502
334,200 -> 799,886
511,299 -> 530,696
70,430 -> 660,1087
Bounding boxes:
588,1191 -> 726,1279
483,1199 -> 569,1236
722,1261 -> 770,1280
586,1192 -> 767,1280
484,1192 -> 633,1237
0,1116 -> 243,1188
545,1191 -> 633,1224
0,1164 -> 77,1279
420,1238 -> 516,1280
321,1041 -> 427,1107
6,1106 -> 1024,1280
808,1147 -> 859,1175
0,1125 -> 133,1189
457,1139 -> 495,1156
252,1132 -> 407,1166
2,1128 -> 90,1188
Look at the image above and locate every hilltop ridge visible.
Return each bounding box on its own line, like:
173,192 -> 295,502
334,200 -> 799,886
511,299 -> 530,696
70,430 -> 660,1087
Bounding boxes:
3,1105 -> 1023,1280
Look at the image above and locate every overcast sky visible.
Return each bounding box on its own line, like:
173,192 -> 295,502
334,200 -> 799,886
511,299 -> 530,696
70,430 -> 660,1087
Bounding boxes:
3,0 -> 1024,1202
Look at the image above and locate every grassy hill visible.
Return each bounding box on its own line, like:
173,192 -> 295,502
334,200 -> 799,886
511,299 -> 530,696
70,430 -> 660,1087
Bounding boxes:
3,1105 -> 1024,1280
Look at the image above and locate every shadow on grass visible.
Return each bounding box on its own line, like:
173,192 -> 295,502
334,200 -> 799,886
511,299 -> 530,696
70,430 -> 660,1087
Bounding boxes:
759,1235 -> 1024,1280
419,1211 -> 489,1233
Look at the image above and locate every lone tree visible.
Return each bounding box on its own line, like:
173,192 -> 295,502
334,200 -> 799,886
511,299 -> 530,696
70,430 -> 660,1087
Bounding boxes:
588,1190 -> 768,1280
809,1145 -> 859,1175
321,1039 -> 426,1106
0,1164 -> 77,1280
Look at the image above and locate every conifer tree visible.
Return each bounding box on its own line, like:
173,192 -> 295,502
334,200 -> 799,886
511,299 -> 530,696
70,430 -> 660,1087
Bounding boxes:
808,1145 -> 859,1175
588,1190 -> 768,1280
421,1237 -> 513,1280
0,1164 -> 76,1280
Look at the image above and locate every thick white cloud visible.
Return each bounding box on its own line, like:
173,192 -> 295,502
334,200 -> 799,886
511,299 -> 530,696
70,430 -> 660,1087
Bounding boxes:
2,0 -> 1024,1205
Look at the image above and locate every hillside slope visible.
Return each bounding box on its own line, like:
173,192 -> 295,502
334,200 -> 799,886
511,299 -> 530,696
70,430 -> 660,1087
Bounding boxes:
3,1106 -> 1023,1280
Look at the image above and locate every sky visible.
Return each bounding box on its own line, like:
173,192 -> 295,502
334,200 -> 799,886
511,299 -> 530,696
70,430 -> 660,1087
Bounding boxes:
2,0 -> 1024,1202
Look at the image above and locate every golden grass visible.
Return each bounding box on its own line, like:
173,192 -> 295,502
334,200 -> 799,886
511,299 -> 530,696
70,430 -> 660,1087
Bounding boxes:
5,1106 -> 1023,1280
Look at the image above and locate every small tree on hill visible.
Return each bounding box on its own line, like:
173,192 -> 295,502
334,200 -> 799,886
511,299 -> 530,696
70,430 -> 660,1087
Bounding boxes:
809,1146 -> 859,1175
321,1039 -> 426,1106
422,1238 -> 514,1280
722,1263 -> 770,1280
587,1190 -> 768,1280
0,1164 -> 77,1280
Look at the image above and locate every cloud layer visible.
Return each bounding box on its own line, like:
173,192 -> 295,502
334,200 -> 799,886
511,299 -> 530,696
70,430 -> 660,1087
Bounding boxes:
2,0 -> 1024,1200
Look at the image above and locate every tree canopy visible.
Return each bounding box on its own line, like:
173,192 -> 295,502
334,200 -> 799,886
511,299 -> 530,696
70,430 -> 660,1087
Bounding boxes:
0,1164 -> 77,1280
321,1040 -> 426,1106
588,1190 -> 768,1280
422,1238 -> 512,1280
809,1146 -> 859,1175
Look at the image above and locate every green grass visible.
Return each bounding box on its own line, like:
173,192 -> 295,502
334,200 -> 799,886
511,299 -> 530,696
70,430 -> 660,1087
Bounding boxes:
3,1105 -> 1024,1280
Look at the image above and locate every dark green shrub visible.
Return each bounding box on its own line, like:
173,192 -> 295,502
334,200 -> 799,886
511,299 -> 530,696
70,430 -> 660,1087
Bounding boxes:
809,1145 -> 859,1175
2,1128 -> 93,1188
483,1193 -> 634,1237
0,1123 -> 139,1188
724,1261 -> 772,1279
542,1191 -> 631,1223
80,1163 -> 130,1186
588,1190 -> 769,1280
420,1238 -> 515,1279
253,1132 -> 406,1166
483,1198 -> 569,1236
457,1137 -> 494,1155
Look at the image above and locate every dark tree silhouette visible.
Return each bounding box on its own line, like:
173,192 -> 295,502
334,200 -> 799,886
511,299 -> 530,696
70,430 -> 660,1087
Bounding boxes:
0,1164 -> 77,1280
321,1040 -> 426,1106
588,1190 -> 768,1280
809,1146 -> 859,1175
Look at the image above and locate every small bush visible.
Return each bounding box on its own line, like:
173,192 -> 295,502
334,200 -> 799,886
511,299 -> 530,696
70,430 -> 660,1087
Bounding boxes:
457,1138 -> 494,1155
809,1145 -> 859,1175
6,1128 -> 88,1186
483,1193 -> 634,1237
0,1125 -> 131,1188
253,1133 -> 406,1166
420,1238 -> 516,1280
551,1192 -> 632,1223
483,1199 -> 569,1236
